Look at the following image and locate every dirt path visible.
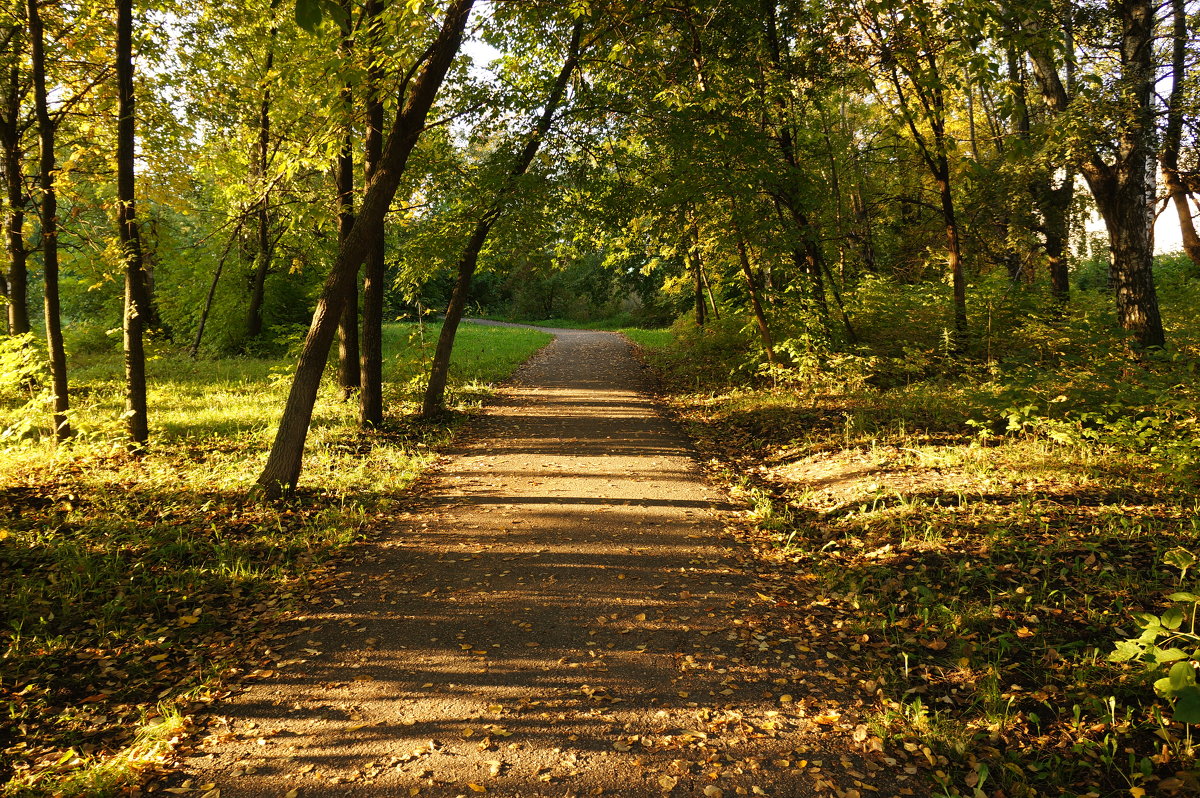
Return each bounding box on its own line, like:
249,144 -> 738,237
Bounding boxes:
182,328 -> 911,797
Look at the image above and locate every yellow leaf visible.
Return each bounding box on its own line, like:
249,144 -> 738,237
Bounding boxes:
467,784 -> 486,794
1129,789 -> 1146,798
284,790 -> 299,798
148,654 -> 168,662
180,615 -> 199,625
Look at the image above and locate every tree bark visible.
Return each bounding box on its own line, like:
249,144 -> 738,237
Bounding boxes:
335,61 -> 359,400
359,0 -> 387,427
1024,0 -> 1163,348
1162,0 -> 1200,267
0,32 -> 28,337
420,19 -> 582,418
244,33 -> 275,343
117,0 -> 149,449
27,0 -> 68,439
256,0 -> 474,496
732,224 -> 776,366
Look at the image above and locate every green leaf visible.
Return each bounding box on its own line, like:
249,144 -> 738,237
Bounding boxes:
1109,640 -> 1144,662
295,0 -> 323,33
1133,612 -> 1161,629
1163,608 -> 1185,630
1168,592 -> 1200,602
1163,547 -> 1196,573
1155,648 -> 1190,664
1174,687 -> 1200,724
1170,661 -> 1196,691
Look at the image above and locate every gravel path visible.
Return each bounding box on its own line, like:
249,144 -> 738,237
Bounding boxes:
182,328 -> 909,797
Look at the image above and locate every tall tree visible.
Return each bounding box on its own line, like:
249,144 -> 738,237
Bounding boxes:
335,9 -> 358,401
0,13 -> 28,336
117,0 -> 150,447
420,17 -> 583,417
244,27 -> 276,344
26,0 -> 68,439
359,0 -> 386,428
859,0 -> 969,345
1019,0 -> 1164,348
256,0 -> 474,496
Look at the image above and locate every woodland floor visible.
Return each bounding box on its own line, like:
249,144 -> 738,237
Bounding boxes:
177,326 -> 920,797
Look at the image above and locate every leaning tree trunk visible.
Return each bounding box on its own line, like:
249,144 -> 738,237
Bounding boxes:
732,225 -> 776,366
256,0 -> 474,497
117,0 -> 149,449
27,0 -> 68,439
359,0 -> 387,428
420,20 -> 582,418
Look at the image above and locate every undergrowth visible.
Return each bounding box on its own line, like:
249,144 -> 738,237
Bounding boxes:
639,269 -> 1200,797
0,321 -> 551,796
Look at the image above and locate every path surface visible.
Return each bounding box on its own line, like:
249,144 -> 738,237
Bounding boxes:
183,328 -> 907,797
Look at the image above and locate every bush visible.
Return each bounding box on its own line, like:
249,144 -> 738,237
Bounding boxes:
64,322 -> 120,355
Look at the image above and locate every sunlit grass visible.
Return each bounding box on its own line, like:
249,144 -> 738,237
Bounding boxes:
0,321 -> 551,796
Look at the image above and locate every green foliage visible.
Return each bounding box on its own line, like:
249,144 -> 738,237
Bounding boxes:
1111,548 -> 1200,724
0,334 -> 44,399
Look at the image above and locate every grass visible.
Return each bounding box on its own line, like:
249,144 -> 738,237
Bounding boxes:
640,304 -> 1200,797
0,321 -> 551,797
480,312 -> 668,332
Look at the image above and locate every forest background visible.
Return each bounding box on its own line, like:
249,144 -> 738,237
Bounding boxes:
2,0 -> 1200,795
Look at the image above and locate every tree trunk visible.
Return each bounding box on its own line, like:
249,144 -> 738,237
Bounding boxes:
190,231 -> 239,358
733,226 -> 776,366
1038,175 -> 1073,301
1,45 -> 28,337
421,220 -> 493,417
1024,0 -> 1163,347
937,165 -> 968,343
256,0 -> 474,497
117,0 -> 148,449
27,0 -> 68,439
335,7 -> 359,402
1010,42 -> 1073,301
420,19 -> 583,418
335,122 -> 359,400
359,0 -> 386,428
244,35 -> 274,343
1162,0 -> 1200,267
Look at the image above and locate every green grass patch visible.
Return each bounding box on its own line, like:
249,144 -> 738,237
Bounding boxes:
0,322 -> 549,796
619,328 -> 674,352
480,312 -> 664,332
